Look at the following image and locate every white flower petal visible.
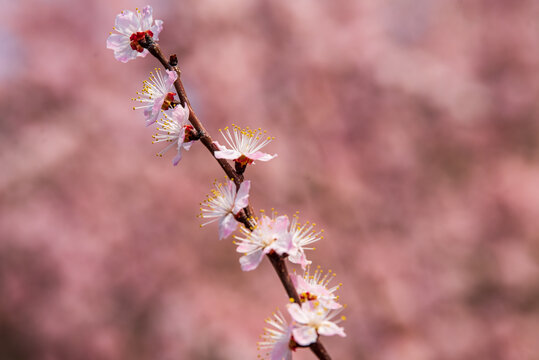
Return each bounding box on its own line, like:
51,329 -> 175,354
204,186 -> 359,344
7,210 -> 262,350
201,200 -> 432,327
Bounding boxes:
214,146 -> 241,160
172,102 -> 189,122
150,19 -> 164,40
286,303 -> 310,324
218,213 -> 237,240
249,151 -> 277,162
115,10 -> 140,34
182,140 -> 194,151
172,151 -> 182,166
273,215 -> 290,233
232,180 -> 250,214
236,242 -> 260,253
272,233 -> 293,255
318,321 -> 346,337
239,249 -> 264,271
106,34 -> 129,50
271,341 -> 292,360
140,5 -> 154,30
292,326 -> 318,346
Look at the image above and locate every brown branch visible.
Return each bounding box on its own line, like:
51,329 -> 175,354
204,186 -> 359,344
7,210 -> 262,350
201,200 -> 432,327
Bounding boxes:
267,252 -> 301,303
141,38 -> 331,360
309,341 -> 332,359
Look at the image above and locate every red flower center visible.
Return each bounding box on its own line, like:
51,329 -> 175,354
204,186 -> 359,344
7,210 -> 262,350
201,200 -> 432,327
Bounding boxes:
129,30 -> 154,52
161,92 -> 177,110
235,155 -> 254,166
299,292 -> 317,302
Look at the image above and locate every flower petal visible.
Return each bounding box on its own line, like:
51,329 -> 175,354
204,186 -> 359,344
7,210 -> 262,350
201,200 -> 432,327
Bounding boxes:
182,140 -> 194,151
239,249 -> 264,271
145,97 -> 165,126
323,300 -> 343,310
115,10 -> 140,35
171,103 -> 189,123
271,338 -> 292,360
318,321 -> 346,337
286,303 -> 309,324
140,5 -> 154,30
150,19 -> 164,40
292,326 -> 318,346
171,127 -> 186,166
236,242 -> 260,253
172,150 -> 182,166
218,213 -> 237,240
249,151 -> 277,162
288,251 -> 310,269
106,34 -> 138,63
273,215 -> 290,233
232,180 -> 250,214
273,233 -> 293,255
214,144 -> 241,160
165,69 -> 178,87
106,34 -> 129,50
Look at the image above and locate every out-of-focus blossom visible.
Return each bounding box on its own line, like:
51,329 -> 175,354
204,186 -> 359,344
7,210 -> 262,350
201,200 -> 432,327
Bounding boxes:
133,68 -> 178,126
286,301 -> 346,346
106,6 -> 163,63
287,213 -> 323,269
199,180 -> 251,239
152,104 -> 196,166
214,125 -> 277,166
258,310 -> 295,360
293,265 -> 342,310
234,215 -> 292,271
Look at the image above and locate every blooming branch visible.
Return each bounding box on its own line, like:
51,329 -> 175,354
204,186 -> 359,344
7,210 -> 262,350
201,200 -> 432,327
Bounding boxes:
107,6 -> 345,360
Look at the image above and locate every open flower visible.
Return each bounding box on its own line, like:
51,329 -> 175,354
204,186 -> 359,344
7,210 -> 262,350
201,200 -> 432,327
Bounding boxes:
106,6 -> 164,63
133,68 -> 178,126
286,301 -> 346,346
214,125 -> 277,166
199,180 -> 250,240
258,310 -> 295,360
293,265 -> 342,309
287,213 -> 323,269
234,215 -> 293,271
152,104 -> 196,165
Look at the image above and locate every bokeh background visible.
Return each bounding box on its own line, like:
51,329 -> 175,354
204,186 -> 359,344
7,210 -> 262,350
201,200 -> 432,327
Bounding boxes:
2,0 -> 539,359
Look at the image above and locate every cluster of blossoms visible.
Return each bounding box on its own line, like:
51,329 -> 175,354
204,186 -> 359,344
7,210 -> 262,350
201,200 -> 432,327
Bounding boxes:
107,6 -> 346,360
199,197 -> 347,358
258,266 -> 346,360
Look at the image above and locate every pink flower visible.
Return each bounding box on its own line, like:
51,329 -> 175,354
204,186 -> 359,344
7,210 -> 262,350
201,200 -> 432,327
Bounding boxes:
286,301 -> 346,346
292,265 -> 342,310
258,311 -> 295,360
106,6 -> 164,63
152,104 -> 195,165
133,68 -> 178,126
199,180 -> 251,240
286,213 -> 323,269
214,125 -> 277,166
234,215 -> 293,271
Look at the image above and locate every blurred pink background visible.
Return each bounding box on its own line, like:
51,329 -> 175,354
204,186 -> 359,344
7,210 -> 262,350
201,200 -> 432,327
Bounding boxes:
2,0 -> 539,359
